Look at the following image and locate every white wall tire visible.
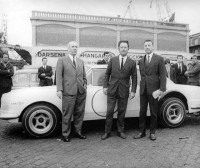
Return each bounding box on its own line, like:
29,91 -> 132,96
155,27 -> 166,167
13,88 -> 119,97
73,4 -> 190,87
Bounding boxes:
160,97 -> 186,128
22,103 -> 60,137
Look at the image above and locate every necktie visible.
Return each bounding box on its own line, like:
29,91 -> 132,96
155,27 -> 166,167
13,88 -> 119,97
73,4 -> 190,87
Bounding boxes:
178,63 -> 181,73
43,66 -> 46,69
147,55 -> 150,64
73,57 -> 76,67
121,58 -> 124,69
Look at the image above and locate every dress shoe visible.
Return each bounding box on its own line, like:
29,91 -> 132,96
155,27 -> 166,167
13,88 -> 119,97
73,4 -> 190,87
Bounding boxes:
150,134 -> 156,141
117,132 -> 127,139
101,133 -> 110,140
62,136 -> 70,142
133,132 -> 146,139
74,132 -> 86,139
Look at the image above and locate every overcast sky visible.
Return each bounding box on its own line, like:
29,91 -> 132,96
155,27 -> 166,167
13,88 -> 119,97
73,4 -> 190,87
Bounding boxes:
0,0 -> 200,46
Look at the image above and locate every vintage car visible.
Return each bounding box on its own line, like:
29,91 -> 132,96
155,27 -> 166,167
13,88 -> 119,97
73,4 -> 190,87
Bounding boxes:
12,69 -> 40,89
1,65 -> 200,138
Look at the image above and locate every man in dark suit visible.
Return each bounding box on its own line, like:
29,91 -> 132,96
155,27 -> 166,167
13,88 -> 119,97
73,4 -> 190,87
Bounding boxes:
0,53 -> 14,107
101,40 -> 137,140
134,40 -> 166,141
97,52 -> 110,64
38,57 -> 53,86
185,55 -> 200,86
172,55 -> 187,84
56,41 -> 87,142
165,58 -> 177,83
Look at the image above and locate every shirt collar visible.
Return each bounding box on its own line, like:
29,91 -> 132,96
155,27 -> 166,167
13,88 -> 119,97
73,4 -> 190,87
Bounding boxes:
119,55 -> 127,60
146,52 -> 153,62
69,54 -> 76,62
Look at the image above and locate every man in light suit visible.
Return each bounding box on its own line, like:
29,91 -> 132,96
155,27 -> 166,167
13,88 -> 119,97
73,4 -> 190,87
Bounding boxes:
56,41 -> 87,142
101,40 -> 137,140
134,40 -> 166,141
38,57 -> 53,86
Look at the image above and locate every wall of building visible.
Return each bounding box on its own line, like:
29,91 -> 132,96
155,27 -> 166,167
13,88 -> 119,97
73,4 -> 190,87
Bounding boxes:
30,11 -> 190,66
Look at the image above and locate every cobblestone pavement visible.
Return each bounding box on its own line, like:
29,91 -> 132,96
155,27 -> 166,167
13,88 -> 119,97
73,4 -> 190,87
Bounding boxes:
0,116 -> 200,168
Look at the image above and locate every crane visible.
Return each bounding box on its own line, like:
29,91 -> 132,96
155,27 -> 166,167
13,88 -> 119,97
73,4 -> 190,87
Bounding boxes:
123,0 -> 138,19
150,0 -> 175,22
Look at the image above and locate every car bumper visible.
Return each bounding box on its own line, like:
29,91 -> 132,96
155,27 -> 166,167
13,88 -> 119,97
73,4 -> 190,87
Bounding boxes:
188,99 -> 200,113
0,109 -> 20,119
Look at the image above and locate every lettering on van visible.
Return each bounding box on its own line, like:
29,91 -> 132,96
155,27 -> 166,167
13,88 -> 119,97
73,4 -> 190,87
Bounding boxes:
36,50 -> 68,57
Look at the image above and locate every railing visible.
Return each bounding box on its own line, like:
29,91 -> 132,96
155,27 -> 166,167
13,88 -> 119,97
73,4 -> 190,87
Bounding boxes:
31,11 -> 188,29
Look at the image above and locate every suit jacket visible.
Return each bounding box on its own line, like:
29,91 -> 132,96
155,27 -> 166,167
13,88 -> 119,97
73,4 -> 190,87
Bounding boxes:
187,62 -> 200,84
139,53 -> 166,95
103,56 -> 137,98
56,55 -> 87,96
165,66 -> 177,83
172,62 -> 187,84
38,65 -> 53,86
0,62 -> 14,88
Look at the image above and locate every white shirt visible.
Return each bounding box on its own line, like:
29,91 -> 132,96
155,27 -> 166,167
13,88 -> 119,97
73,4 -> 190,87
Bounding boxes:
178,63 -> 182,72
119,55 -> 127,69
43,65 -> 46,69
146,52 -> 153,63
69,54 -> 76,64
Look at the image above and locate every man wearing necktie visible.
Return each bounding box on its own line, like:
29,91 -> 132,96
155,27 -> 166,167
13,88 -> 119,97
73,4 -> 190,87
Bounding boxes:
56,41 -> 87,142
172,55 -> 187,84
134,40 -> 166,141
38,57 -> 53,86
101,40 -> 137,140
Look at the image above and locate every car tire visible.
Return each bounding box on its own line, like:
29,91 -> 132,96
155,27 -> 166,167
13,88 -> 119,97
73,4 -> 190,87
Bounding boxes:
160,97 -> 186,128
22,103 -> 60,138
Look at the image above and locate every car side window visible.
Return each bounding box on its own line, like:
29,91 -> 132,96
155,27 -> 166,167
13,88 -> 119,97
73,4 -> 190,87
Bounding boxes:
92,69 -> 106,86
18,73 -> 29,83
31,73 -> 39,82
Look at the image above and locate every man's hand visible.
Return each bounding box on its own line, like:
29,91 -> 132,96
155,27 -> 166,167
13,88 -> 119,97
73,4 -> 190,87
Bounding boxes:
41,73 -> 46,76
103,88 -> 108,95
130,92 -> 135,100
83,84 -> 87,90
45,76 -> 52,79
184,71 -> 189,77
57,91 -> 62,99
159,90 -> 164,97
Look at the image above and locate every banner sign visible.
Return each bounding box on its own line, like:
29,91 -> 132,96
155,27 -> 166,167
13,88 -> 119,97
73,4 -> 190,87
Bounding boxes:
80,51 -> 115,64
36,50 -> 68,57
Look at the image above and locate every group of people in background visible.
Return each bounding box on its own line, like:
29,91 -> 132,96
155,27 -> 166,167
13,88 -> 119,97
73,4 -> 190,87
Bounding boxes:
164,54 -> 200,86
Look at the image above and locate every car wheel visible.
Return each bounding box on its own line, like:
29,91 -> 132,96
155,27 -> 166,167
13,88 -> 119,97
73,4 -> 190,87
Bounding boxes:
22,103 -> 60,137
160,97 -> 186,128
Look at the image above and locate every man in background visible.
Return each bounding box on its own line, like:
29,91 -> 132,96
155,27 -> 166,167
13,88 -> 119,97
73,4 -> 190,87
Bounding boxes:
165,58 -> 177,83
185,55 -> 200,86
97,52 -> 110,64
38,57 -> 53,86
172,55 -> 187,84
0,53 -> 14,107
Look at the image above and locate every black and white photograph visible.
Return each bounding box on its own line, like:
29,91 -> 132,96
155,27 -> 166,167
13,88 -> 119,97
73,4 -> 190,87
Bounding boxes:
0,0 -> 200,167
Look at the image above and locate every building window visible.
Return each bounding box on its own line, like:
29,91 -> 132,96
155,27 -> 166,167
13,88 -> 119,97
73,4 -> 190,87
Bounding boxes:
80,26 -> 117,48
194,39 -> 199,45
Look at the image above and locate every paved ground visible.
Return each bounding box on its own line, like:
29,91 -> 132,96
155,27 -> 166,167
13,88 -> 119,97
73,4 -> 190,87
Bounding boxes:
0,116 -> 200,168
